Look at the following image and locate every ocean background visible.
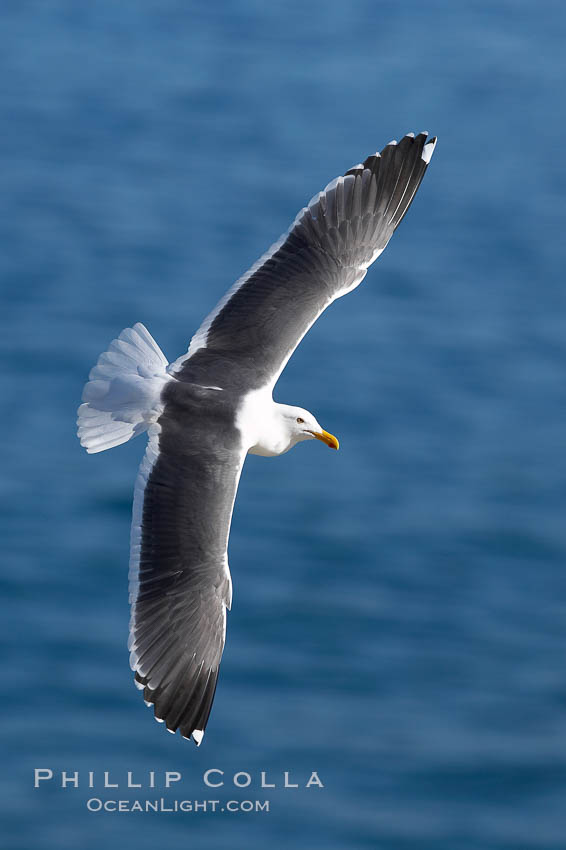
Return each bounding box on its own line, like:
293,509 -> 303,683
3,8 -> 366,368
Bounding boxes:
2,1 -> 566,847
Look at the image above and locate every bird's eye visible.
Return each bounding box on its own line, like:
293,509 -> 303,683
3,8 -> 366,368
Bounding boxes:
296,417 -> 304,424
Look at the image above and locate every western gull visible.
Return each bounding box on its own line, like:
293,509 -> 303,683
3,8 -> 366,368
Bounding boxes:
77,131 -> 436,745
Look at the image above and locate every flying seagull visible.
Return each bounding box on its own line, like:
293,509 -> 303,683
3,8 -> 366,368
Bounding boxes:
77,131 -> 436,745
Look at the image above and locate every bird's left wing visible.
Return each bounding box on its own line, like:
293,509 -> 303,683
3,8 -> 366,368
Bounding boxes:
128,382 -> 246,743
171,132 -> 436,392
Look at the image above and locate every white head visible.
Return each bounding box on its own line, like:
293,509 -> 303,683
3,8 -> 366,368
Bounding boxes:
244,395 -> 340,458
275,404 -> 340,455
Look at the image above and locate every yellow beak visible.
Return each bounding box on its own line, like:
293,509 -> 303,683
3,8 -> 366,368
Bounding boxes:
309,429 -> 340,450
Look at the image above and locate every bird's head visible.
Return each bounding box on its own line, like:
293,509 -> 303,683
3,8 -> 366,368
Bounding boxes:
279,405 -> 339,451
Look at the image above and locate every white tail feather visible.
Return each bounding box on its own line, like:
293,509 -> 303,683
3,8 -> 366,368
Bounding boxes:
77,323 -> 170,454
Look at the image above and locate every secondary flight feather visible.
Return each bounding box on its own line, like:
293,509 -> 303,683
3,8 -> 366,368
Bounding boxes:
77,131 -> 437,744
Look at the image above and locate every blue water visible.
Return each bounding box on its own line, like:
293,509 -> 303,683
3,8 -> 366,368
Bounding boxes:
2,1 -> 566,847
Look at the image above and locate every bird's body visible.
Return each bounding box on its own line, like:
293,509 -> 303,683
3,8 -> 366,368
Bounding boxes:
77,132 -> 436,744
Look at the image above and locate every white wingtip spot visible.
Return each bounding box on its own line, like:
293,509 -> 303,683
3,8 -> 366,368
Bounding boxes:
422,138 -> 437,164
387,139 -> 398,146
192,729 -> 204,746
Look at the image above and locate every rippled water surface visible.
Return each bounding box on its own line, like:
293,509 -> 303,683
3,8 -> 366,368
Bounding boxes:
2,1 -> 566,848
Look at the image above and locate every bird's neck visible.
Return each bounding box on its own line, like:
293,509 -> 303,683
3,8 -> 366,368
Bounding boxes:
236,391 -> 293,457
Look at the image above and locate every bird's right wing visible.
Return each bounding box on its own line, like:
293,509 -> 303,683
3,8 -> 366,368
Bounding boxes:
171,132 -> 436,392
128,382 -> 246,744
